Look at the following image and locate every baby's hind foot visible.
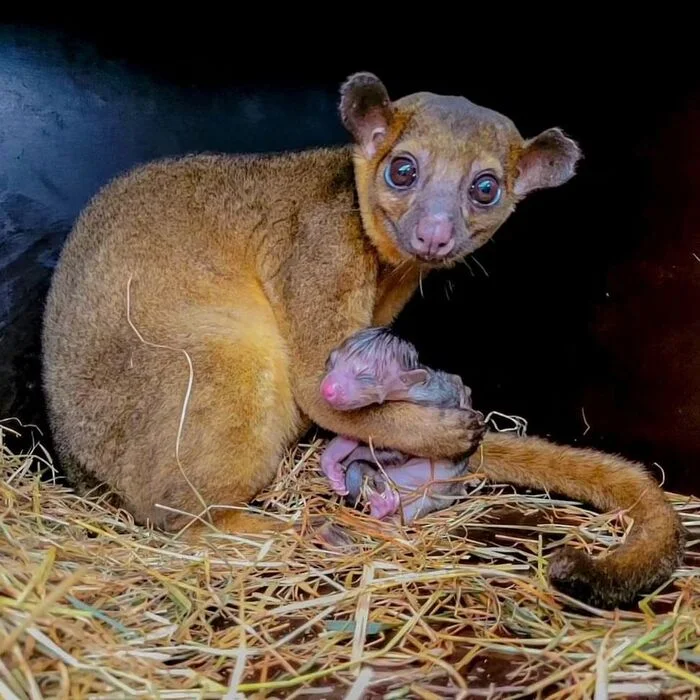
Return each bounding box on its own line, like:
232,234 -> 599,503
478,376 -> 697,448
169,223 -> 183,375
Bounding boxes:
368,483 -> 402,520
323,460 -> 349,495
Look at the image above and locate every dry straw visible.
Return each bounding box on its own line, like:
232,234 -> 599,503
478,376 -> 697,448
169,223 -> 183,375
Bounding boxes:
1,418 -> 698,698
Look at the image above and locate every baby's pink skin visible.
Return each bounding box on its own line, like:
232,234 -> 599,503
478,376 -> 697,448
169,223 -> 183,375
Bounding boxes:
320,436 -> 358,496
321,436 -> 407,496
320,365 -> 410,411
320,372 -> 371,410
348,457 -> 468,523
368,486 -> 402,520
318,327 -> 476,522
319,358 -> 417,497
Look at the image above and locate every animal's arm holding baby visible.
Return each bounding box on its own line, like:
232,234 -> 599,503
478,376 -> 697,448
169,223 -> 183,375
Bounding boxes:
286,279 -> 484,460
311,386 -> 484,460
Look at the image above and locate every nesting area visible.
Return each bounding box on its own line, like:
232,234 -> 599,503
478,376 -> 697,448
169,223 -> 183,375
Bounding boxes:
1,419 -> 699,699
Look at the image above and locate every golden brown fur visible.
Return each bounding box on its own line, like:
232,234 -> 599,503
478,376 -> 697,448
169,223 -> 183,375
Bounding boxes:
477,433 -> 684,608
42,73 -> 684,608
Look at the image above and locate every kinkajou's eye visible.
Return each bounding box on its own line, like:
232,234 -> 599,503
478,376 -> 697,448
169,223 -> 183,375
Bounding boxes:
385,155 -> 418,189
469,173 -> 501,206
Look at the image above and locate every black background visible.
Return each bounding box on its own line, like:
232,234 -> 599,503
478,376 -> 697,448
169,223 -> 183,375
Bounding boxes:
1,21 -> 698,494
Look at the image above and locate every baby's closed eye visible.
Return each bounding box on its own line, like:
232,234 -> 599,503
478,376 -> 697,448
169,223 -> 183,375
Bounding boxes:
355,373 -> 377,385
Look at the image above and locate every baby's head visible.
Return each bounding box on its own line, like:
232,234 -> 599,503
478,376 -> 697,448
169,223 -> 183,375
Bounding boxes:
320,327 -> 427,410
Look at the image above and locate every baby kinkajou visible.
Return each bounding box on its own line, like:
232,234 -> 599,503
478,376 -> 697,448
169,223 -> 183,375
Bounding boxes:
344,458 -> 469,524
320,326 -> 475,523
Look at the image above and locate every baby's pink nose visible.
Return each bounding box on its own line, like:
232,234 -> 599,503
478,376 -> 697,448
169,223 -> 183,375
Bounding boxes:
321,379 -> 342,403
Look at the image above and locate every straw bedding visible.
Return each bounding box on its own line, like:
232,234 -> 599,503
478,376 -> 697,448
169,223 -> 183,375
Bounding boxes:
1,418 -> 699,699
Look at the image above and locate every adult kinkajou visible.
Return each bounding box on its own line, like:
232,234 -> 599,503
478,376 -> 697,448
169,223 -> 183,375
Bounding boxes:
43,70 -> 684,608
319,326 -> 476,524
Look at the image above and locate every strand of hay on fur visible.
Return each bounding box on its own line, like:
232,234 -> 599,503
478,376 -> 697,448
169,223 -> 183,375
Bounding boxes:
0,419 -> 698,698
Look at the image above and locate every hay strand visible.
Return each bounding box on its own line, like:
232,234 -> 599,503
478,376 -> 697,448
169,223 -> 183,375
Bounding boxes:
0,420 -> 698,698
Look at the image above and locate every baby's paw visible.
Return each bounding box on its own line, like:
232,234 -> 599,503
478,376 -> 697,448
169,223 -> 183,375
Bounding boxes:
368,484 -> 402,520
323,460 -> 349,495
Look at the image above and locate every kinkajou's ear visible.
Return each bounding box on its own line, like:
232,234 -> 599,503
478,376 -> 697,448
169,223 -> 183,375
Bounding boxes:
514,127 -> 582,196
339,72 -> 395,159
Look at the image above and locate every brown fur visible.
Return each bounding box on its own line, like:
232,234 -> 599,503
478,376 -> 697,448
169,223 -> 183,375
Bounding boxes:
41,73 -> 684,607
477,432 -> 685,608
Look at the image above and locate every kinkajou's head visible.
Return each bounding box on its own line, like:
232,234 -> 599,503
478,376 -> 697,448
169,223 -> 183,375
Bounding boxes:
339,72 -> 582,268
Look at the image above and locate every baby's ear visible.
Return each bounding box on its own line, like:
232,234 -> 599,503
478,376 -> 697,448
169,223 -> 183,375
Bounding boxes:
399,368 -> 429,387
325,350 -> 339,370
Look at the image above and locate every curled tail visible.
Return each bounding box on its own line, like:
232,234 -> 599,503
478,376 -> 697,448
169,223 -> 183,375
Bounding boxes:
477,432 -> 686,609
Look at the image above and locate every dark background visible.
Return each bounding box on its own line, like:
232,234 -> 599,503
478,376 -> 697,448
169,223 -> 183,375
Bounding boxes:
1,23 -> 698,495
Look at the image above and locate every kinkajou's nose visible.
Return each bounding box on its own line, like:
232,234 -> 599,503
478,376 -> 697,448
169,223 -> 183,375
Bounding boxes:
411,213 -> 456,259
